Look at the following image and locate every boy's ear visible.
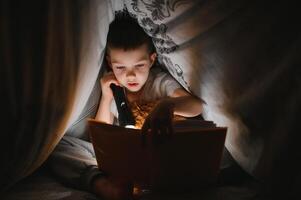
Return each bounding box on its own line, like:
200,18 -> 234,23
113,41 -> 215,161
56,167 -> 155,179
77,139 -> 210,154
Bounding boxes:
150,52 -> 157,67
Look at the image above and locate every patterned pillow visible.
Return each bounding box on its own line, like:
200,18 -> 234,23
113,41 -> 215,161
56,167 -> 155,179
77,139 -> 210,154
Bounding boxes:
123,0 -> 196,92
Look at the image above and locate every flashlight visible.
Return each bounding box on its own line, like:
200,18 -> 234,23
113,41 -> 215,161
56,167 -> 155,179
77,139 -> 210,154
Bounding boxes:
110,83 -> 136,128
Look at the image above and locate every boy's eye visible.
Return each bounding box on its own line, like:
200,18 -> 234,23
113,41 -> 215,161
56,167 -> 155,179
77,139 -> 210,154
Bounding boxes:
116,66 -> 125,70
135,64 -> 144,68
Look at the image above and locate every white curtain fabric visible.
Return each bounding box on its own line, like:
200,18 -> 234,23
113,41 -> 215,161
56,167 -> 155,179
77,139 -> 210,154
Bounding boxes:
0,0 -> 115,191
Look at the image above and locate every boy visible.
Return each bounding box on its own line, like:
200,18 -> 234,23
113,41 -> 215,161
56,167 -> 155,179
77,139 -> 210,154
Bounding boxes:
93,12 -> 203,199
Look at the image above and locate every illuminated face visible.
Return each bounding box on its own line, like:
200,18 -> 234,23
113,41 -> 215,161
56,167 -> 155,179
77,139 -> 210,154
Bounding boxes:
107,43 -> 156,92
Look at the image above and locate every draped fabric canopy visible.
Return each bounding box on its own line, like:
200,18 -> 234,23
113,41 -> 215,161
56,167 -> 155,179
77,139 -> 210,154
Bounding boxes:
0,0 -> 113,191
0,0 -> 300,198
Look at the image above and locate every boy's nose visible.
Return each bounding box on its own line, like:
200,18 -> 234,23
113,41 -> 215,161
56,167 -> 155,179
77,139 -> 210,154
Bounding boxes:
126,70 -> 136,78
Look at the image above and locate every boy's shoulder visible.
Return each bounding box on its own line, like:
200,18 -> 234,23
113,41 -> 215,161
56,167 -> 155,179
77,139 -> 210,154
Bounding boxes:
150,66 -> 170,79
150,66 -> 178,84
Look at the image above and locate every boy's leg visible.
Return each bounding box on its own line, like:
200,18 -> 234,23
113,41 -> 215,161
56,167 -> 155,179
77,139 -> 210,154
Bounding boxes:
47,135 -> 104,192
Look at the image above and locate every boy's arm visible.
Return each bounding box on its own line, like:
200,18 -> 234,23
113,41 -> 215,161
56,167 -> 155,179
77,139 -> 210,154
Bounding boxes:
95,96 -> 114,124
141,88 -> 203,135
95,71 -> 119,124
168,88 -> 203,117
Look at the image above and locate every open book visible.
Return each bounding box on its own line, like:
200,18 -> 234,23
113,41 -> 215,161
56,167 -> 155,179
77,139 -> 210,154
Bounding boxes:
87,119 -> 227,190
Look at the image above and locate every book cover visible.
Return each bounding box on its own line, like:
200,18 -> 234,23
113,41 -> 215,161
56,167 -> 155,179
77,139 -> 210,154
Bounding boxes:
88,119 -> 227,189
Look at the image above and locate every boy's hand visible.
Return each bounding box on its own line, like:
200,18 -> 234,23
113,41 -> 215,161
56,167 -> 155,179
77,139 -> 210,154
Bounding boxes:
141,99 -> 175,145
92,176 -> 133,200
100,72 -> 120,101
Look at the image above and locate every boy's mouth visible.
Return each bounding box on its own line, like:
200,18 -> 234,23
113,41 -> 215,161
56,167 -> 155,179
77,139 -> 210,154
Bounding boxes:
127,82 -> 139,87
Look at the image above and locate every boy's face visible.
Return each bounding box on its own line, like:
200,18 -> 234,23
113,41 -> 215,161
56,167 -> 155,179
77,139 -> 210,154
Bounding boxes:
106,43 -> 156,92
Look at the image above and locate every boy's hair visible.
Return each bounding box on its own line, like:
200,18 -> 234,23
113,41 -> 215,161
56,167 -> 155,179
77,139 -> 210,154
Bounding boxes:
106,12 -> 155,54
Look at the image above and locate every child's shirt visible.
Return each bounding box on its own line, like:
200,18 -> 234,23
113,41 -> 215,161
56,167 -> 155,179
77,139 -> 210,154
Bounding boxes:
110,67 -> 183,125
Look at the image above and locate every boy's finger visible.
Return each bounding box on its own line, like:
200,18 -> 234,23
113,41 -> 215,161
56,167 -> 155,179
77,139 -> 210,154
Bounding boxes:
109,79 -> 120,86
